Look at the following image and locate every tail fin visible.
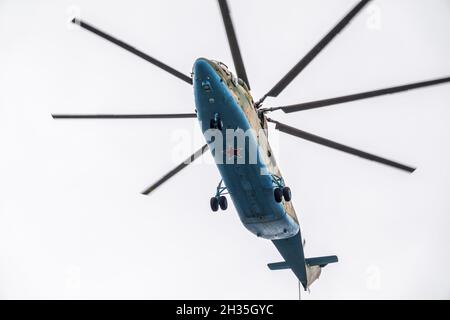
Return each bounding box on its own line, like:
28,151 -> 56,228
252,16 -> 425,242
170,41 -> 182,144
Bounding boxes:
304,255 -> 338,288
271,232 -> 308,289
269,231 -> 338,290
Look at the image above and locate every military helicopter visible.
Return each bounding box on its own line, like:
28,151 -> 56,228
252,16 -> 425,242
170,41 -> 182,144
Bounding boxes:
53,0 -> 450,291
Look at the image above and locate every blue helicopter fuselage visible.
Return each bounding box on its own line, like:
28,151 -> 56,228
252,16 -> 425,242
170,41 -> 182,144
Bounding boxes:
193,58 -> 299,240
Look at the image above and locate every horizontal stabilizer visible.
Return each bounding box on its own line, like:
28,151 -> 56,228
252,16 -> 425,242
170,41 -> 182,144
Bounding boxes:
305,255 -> 338,267
270,232 -> 338,290
268,255 -> 338,271
267,261 -> 290,270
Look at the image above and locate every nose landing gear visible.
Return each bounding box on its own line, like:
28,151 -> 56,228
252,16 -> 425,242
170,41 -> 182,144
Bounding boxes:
209,112 -> 223,131
210,179 -> 228,212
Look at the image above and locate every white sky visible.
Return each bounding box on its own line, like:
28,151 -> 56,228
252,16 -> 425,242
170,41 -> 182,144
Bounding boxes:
1,0 -> 450,299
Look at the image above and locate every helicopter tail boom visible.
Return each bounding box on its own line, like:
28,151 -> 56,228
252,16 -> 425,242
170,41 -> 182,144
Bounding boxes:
270,232 -> 338,290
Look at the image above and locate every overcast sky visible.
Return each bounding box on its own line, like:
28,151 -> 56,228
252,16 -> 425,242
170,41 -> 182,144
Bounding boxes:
1,0 -> 450,299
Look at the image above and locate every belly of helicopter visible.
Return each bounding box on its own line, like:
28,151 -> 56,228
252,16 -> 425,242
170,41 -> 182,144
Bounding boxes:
194,86 -> 298,238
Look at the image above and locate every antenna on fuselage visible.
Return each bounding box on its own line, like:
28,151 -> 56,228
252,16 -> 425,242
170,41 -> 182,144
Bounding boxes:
298,282 -> 302,300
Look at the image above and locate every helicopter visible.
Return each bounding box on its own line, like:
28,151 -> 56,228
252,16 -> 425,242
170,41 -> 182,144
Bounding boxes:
52,0 -> 450,291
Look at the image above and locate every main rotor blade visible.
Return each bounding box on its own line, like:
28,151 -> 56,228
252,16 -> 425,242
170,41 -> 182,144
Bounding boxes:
52,113 -> 197,119
267,118 -> 415,173
217,0 -> 251,89
142,144 -> 209,195
260,0 -> 370,103
268,76 -> 450,113
71,18 -> 192,84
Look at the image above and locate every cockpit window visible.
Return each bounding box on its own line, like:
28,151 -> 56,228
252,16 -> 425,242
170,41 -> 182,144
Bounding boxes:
214,61 -> 231,76
231,72 -> 238,87
213,60 -> 250,91
218,61 -> 229,70
238,78 -> 249,91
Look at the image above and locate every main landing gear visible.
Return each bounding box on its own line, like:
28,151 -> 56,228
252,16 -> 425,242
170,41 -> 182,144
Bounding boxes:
272,174 -> 292,203
210,179 -> 228,212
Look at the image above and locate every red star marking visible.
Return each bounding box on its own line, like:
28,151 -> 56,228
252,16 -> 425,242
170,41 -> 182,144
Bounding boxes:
225,146 -> 243,159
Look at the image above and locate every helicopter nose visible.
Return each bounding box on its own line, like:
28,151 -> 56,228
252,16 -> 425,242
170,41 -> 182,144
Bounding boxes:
193,58 -> 217,92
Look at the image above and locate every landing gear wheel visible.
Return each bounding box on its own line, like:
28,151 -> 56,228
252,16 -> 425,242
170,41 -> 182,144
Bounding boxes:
282,187 -> 292,202
209,117 -> 223,131
219,196 -> 228,210
217,119 -> 223,131
274,188 -> 283,203
210,197 -> 219,212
